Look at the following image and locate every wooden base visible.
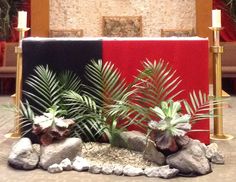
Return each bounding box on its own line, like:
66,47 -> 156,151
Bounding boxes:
4,132 -> 21,139
210,134 -> 234,141
222,90 -> 230,98
209,84 -> 230,98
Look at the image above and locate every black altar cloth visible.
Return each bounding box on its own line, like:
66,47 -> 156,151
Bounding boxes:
22,38 -> 102,93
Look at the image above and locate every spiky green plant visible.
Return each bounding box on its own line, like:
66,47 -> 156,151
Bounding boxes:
1,59 -> 225,149
120,60 -> 225,152
18,65 -> 97,142
68,60 -> 139,144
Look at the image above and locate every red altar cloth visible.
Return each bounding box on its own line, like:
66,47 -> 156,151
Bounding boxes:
102,37 -> 209,144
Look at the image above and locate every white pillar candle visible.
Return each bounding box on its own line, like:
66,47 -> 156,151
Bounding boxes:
212,9 -> 221,28
17,11 -> 27,29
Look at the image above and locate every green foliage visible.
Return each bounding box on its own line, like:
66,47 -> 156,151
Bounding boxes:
149,100 -> 191,136
24,65 -> 81,111
82,60 -> 135,143
20,65 -> 84,141
133,59 -> 182,106
63,90 -> 104,141
148,100 -> 191,151
183,90 -> 224,123
1,59 -> 224,148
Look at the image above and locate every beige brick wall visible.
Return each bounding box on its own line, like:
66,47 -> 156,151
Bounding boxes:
49,0 -> 196,37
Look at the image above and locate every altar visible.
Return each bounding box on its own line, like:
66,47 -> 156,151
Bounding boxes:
22,37 -> 209,144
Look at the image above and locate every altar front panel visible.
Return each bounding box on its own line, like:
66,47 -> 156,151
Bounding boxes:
22,38 -> 210,144
102,39 -> 209,144
22,39 -> 102,94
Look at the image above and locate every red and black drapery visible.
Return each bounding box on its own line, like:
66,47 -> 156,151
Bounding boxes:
22,38 -> 210,144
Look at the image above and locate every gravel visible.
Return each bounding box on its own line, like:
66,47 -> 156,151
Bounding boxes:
81,142 -> 159,168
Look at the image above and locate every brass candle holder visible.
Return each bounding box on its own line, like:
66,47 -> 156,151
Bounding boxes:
209,27 -> 233,140
5,27 -> 30,138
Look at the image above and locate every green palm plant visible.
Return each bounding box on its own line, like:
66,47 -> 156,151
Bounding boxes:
23,65 -> 81,112
129,59 -> 183,122
68,60 -> 140,144
112,60 -> 224,152
2,59 -> 224,149
17,65 -> 93,143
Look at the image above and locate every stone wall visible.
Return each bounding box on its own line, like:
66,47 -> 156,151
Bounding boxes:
49,0 -> 196,37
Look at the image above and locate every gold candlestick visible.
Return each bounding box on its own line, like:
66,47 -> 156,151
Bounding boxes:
5,27 -> 30,138
209,27 -> 233,140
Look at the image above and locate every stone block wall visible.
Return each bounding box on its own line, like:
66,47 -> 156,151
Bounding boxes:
49,0 -> 196,37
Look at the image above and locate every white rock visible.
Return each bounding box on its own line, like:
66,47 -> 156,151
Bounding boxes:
144,166 -> 179,178
8,138 -> 39,170
144,167 -> 160,177
211,152 -> 224,164
39,138 -> 82,169
167,140 -> 211,175
158,165 -> 179,179
88,164 -> 102,174
72,156 -> 90,171
102,163 -> 113,175
60,158 -> 72,171
206,143 -> 218,159
113,164 -> 123,176
123,165 -> 143,176
48,163 -> 63,173
206,143 -> 224,164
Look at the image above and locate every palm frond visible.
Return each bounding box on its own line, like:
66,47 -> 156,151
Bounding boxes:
58,70 -> 82,94
183,90 -> 226,123
85,60 -> 129,109
63,90 -> 97,118
132,59 -> 182,108
24,65 -> 61,109
63,90 -> 106,141
71,118 -> 105,141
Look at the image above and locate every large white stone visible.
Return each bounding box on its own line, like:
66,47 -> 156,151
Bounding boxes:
39,138 -> 82,169
8,138 -> 39,170
166,140 -> 211,175
101,163 -> 113,175
143,141 -> 165,165
88,164 -> 102,174
113,164 -> 123,176
144,166 -> 179,178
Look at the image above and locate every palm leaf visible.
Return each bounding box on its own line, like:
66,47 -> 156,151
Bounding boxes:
85,60 -> 129,110
24,65 -> 61,110
132,59 -> 182,108
63,90 -> 97,118
183,90 -> 226,123
58,70 -> 81,94
63,90 -> 106,141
